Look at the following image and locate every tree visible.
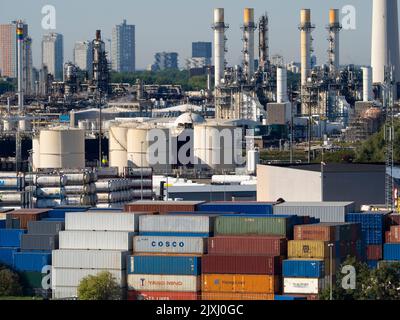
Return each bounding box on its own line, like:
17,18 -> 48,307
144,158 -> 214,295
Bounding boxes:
77,271 -> 121,300
0,265 -> 23,297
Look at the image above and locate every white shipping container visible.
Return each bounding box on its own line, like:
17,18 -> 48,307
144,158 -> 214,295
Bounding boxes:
59,231 -> 134,250
52,250 -> 129,270
283,277 -> 329,294
127,274 -> 200,292
139,215 -> 214,233
52,267 -> 126,287
65,212 -> 143,231
52,286 -> 78,299
133,236 -> 207,254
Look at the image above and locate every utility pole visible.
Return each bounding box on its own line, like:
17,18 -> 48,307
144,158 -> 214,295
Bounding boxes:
328,243 -> 334,300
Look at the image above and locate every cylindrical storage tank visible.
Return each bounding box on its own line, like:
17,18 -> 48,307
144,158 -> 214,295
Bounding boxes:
0,177 -> 24,189
32,136 -> 40,171
362,66 -> 373,102
247,149 -> 260,174
39,127 -> 85,169
64,185 -> 91,194
126,127 -> 150,168
18,118 -> 32,132
64,172 -> 91,185
3,118 -> 15,132
109,126 -> 128,176
36,198 -> 63,208
35,175 -> 68,187
277,67 -> 288,103
35,187 -> 65,198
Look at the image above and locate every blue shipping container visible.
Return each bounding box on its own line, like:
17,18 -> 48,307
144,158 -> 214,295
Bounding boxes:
384,244 -> 400,261
198,202 -> 274,215
283,259 -> 325,278
367,260 -> 379,269
0,247 -> 19,266
345,213 -> 386,230
139,232 -> 211,238
13,252 -> 51,272
0,220 -> 5,229
0,229 -> 25,247
274,295 -> 307,301
362,229 -> 383,245
127,255 -> 201,275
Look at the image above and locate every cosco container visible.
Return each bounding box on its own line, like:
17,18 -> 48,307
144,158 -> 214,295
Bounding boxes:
201,274 -> 280,294
127,274 -> 200,292
20,234 -> 59,251
13,252 -> 51,272
139,215 -> 214,234
207,236 -> 287,256
383,243 -> 400,260
125,201 -> 204,214
127,255 -> 201,275
0,229 -> 25,247
283,277 -> 328,294
65,212 -> 143,232
283,259 -> 325,278
202,255 -> 282,275
288,240 -> 330,259
202,292 -> 274,301
133,236 -> 207,254
27,220 -> 64,235
198,202 -> 274,215
128,291 -> 198,301
58,231 -> 134,250
52,249 -> 129,270
0,247 -> 18,266
52,267 -> 126,287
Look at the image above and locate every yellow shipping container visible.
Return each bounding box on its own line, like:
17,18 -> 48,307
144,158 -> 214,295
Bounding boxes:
288,240 -> 330,259
202,292 -> 274,301
201,274 -> 280,294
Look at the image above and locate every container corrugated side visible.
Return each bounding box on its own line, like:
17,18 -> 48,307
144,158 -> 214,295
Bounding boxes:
202,292 -> 274,301
52,267 -> 126,287
20,234 -> 59,251
52,286 -> 78,299
283,277 -> 328,294
288,240 -> 330,259
65,212 -> 143,232
27,220 -> 64,235
124,201 -> 204,214
139,215 -> 214,233
13,252 -> 51,272
58,231 -> 134,250
127,274 -> 200,292
128,291 -> 198,301
133,236 -> 207,254
198,202 -> 274,215
201,274 -> 280,294
127,255 -> 201,275
0,229 -> 25,247
294,223 -> 360,242
0,247 -> 18,267
282,259 -> 325,278
52,250 -> 129,270
383,244 -> 400,260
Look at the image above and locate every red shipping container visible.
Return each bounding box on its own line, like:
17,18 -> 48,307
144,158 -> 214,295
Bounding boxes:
390,226 -> 400,242
366,245 -> 383,260
8,209 -> 49,229
386,215 -> 400,227
124,201 -> 204,214
201,255 -> 283,275
386,231 -> 393,243
208,236 -> 287,256
127,291 -> 198,300
294,224 -> 337,241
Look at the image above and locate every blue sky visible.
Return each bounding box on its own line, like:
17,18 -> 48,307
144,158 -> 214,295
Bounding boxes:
0,0 -> 380,69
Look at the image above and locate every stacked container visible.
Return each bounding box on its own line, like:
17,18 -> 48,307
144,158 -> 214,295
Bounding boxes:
127,214 -> 213,300
124,201 -> 205,215
0,172 -> 28,208
52,211 -> 139,299
383,214 -> 400,263
0,228 -> 25,267
198,202 -> 275,215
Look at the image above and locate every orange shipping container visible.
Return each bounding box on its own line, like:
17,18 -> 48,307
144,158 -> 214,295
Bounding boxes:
202,292 -> 274,301
201,274 -> 280,294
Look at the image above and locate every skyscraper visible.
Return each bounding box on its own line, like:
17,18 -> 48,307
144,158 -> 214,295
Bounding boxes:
73,41 -> 93,76
192,42 -> 212,65
42,33 -> 64,80
153,52 -> 179,71
111,20 -> 135,72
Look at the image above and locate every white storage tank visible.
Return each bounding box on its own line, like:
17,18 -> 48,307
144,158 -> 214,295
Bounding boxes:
109,125 -> 128,176
126,127 -> 150,168
3,118 -> 15,132
32,136 -> 40,171
18,118 -> 32,132
247,149 -> 260,174
39,127 -> 85,169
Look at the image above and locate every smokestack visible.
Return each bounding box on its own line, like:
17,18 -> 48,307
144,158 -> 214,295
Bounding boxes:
362,66 -> 373,102
299,9 -> 314,87
242,8 -> 256,82
96,30 -> 101,41
16,21 -> 24,113
371,0 -> 400,89
277,67 -> 288,103
327,9 -> 342,72
258,13 -> 269,71
213,8 -> 229,88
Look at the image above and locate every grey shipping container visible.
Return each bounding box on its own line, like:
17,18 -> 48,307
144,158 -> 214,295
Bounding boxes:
27,221 -> 65,235
273,202 -> 356,223
20,234 -> 59,251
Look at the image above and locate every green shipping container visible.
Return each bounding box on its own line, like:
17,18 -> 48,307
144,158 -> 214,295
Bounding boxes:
215,216 -> 291,237
20,271 -> 47,289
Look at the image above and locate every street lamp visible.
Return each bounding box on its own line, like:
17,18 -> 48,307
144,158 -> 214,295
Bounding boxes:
328,242 -> 335,300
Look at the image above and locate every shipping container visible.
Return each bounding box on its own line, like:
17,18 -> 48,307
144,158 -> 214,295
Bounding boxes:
273,202 -> 355,223
0,247 -> 18,266
127,274 -> 200,292
383,243 -> 400,260
133,236 -> 207,255
294,223 -> 360,242
207,236 -> 287,256
214,215 -> 297,237
366,245 -> 383,260
198,202 -> 274,215
274,295 -> 307,301
283,277 -> 328,294
52,249 -> 129,270
345,212 -> 387,230
52,286 -> 78,299
20,271 -> 49,289
27,220 -> 64,235
288,240 -> 330,259
0,229 -> 25,247
52,267 -> 126,287
0,220 -> 5,229
13,252 -> 51,272
20,234 -> 59,251
362,229 -> 383,245
128,291 -> 198,301
65,212 -> 143,232
386,231 -> 392,243
283,259 -> 326,278
8,209 -> 49,229
125,201 -> 204,214
127,255 -> 201,276
390,226 -> 400,242
58,231 -> 134,250
201,274 -> 280,294
367,260 -> 379,269
201,255 -> 282,275
202,292 -> 274,301
139,215 -> 214,234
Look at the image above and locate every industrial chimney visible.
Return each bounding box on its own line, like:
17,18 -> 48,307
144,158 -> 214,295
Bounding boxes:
242,8 -> 256,82
362,66 -> 373,102
299,9 -> 314,87
16,20 -> 24,113
212,8 -> 229,88
258,13 -> 269,72
277,67 -> 288,103
327,9 -> 342,73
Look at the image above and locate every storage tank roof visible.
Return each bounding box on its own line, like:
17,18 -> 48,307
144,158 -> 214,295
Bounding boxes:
174,112 -> 205,126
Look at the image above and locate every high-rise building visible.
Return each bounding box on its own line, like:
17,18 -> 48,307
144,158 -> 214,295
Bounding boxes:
111,19 -> 135,72
73,41 -> 93,76
42,33 -> 64,80
153,52 -> 179,71
192,42 -> 212,65
23,36 -> 33,94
